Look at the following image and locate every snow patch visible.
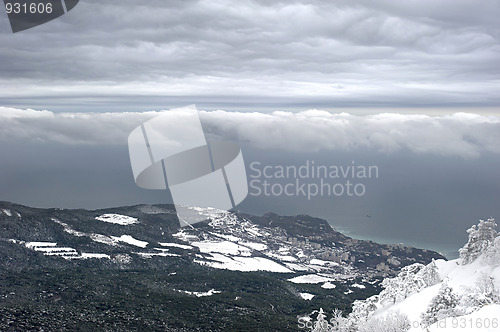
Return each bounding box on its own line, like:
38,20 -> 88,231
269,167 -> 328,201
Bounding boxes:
112,235 -> 148,248
158,242 -> 193,250
246,227 -> 262,237
1,209 -> 12,216
36,247 -> 76,253
95,214 -> 138,225
300,293 -> 315,300
81,253 -> 110,259
25,242 -> 78,258
196,253 -> 292,273
136,252 -> 180,258
288,274 -> 335,284
172,230 -> 199,242
177,289 -> 221,297
310,258 -> 338,266
90,233 -> 119,246
52,218 -> 86,237
322,282 -> 337,289
25,242 -> 57,249
351,283 -> 366,289
192,241 -> 252,256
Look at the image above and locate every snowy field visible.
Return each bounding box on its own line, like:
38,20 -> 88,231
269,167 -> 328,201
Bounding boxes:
288,274 -> 335,284
95,214 -> 138,225
196,253 -> 293,273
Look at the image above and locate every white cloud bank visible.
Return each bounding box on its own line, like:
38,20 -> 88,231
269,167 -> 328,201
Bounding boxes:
1,106 -> 499,158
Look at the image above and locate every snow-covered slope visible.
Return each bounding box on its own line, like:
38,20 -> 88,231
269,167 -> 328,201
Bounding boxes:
346,218 -> 500,332
363,257 -> 500,331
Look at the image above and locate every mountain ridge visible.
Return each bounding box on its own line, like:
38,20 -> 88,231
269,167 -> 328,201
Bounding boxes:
0,201 -> 445,331
0,201 -> 444,275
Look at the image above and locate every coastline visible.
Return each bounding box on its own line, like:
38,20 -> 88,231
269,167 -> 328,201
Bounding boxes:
328,222 -> 459,260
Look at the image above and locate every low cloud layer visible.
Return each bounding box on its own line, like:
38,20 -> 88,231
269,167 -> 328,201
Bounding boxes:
1,106 -> 499,158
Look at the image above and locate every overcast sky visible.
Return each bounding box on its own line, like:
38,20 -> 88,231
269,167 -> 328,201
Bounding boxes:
0,0 -> 499,111
1,1 -> 499,257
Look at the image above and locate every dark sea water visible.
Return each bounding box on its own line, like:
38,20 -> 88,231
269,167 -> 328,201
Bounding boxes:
238,148 -> 500,262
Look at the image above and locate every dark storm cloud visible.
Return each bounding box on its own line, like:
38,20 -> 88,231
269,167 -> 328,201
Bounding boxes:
0,0 -> 499,106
